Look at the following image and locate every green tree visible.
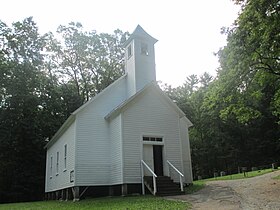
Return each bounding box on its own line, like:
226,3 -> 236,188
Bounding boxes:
46,22 -> 129,103
166,0 -> 280,176
0,17 -> 47,202
218,0 -> 280,121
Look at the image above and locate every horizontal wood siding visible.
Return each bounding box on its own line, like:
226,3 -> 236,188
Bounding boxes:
45,121 -> 76,192
122,88 -> 183,183
110,114 -> 123,184
75,78 -> 126,186
180,119 -> 193,183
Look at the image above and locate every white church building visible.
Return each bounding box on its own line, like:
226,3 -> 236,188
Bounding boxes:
45,25 -> 193,200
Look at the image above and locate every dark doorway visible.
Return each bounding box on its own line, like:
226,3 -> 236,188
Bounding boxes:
153,145 -> 163,176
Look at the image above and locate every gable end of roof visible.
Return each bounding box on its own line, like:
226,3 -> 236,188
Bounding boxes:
104,82 -> 192,126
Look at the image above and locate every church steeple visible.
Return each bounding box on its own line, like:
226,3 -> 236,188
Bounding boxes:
123,25 -> 158,97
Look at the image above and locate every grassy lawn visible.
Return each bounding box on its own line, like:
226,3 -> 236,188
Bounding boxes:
205,168 -> 279,181
185,180 -> 205,194
0,196 -> 190,210
185,168 -> 279,194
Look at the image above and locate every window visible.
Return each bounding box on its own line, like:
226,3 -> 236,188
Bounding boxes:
50,156 -> 53,178
143,136 -> 163,142
56,152 -> 59,175
141,43 -> 148,56
70,170 -> 74,183
64,144 -> 67,170
128,44 -> 132,58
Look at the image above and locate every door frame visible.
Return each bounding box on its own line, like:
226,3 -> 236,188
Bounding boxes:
141,135 -> 166,176
153,145 -> 164,176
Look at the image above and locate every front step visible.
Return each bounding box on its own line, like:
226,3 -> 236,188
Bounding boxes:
144,176 -> 184,196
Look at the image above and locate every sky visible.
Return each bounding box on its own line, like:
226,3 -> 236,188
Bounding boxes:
0,0 -> 240,87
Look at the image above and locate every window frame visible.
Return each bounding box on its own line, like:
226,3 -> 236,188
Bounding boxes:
127,44 -> 132,59
56,151 -> 59,176
143,136 -> 163,142
141,42 -> 149,56
70,170 -> 74,183
64,144 -> 67,171
50,156 -> 53,179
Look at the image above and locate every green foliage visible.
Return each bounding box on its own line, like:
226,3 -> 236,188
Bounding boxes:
218,0 -> 280,122
272,89 -> 280,121
163,0 -> 280,180
0,17 -> 48,203
46,22 -> 129,102
0,196 -> 190,210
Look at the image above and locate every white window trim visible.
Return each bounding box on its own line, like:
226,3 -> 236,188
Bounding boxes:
70,170 -> 74,183
56,151 -> 59,176
141,42 -> 149,56
50,156 -> 53,179
127,44 -> 132,59
142,135 -> 164,145
63,144 -> 67,172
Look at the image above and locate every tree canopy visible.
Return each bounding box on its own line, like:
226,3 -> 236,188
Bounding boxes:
164,0 -> 280,179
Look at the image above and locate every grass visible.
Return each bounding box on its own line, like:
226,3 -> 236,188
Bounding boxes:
205,168 -> 279,181
185,167 -> 279,194
185,180 -> 205,194
2,169 -> 278,209
273,175 -> 280,180
0,196 -> 190,210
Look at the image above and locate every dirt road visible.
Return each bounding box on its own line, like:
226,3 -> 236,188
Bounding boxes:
167,170 -> 280,210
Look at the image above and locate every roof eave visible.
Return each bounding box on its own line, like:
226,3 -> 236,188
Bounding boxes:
44,114 -> 75,149
105,81 -> 155,120
105,81 -> 191,123
73,73 -> 127,115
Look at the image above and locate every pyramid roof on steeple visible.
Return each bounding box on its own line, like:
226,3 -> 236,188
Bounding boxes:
123,25 -> 158,47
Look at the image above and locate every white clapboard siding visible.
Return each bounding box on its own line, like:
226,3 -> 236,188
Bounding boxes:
75,77 -> 127,186
45,121 -> 76,192
180,118 -> 193,183
126,39 -> 136,98
122,88 -> 183,183
110,114 -> 123,184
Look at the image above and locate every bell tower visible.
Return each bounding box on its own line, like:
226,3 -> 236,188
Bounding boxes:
123,25 -> 158,98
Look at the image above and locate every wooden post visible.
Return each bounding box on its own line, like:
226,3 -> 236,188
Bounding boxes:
57,190 -> 61,200
72,187 -> 80,202
61,189 -> 65,200
65,188 -> 69,201
68,188 -> 73,200
109,186 -> 114,196
122,184 -> 127,196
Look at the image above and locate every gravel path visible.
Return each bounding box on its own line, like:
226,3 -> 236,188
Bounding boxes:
166,170 -> 280,210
